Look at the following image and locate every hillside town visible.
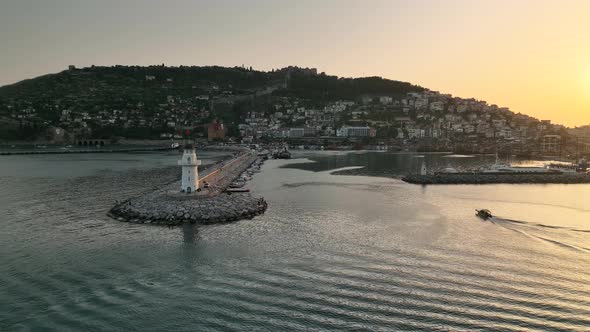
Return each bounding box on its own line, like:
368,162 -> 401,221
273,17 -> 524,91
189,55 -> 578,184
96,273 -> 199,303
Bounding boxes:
1,65 -> 589,157
235,90 -> 590,157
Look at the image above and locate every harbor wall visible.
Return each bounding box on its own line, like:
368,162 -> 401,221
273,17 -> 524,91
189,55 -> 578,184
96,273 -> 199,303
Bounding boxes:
402,173 -> 590,185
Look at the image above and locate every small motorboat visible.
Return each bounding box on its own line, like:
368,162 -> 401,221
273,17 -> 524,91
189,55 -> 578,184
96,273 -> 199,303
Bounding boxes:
226,188 -> 250,194
229,182 -> 245,188
476,209 -> 493,219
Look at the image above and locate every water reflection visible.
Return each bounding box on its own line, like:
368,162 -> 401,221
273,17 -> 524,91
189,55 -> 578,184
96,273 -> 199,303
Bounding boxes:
2,151 -> 590,331
182,223 -> 199,244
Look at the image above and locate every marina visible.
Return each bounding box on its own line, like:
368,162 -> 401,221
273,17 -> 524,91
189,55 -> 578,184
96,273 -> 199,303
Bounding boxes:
403,156 -> 590,184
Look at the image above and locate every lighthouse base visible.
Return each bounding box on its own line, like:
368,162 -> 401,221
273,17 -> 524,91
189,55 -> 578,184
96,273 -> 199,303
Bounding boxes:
108,190 -> 267,225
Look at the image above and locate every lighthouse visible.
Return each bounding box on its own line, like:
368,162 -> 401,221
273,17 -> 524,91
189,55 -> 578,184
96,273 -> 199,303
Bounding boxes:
420,161 -> 428,175
178,143 -> 201,193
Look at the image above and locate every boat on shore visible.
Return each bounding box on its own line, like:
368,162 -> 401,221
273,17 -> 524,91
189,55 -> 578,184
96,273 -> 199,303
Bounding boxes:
257,150 -> 270,160
229,181 -> 245,188
272,148 -> 291,159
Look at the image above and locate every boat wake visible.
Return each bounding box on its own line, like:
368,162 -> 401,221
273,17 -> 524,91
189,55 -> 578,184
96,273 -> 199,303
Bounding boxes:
497,218 -> 590,233
490,217 -> 590,253
450,195 -> 590,213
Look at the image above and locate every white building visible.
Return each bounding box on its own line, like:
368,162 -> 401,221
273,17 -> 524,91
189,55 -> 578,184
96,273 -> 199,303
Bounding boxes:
178,144 -> 201,193
429,101 -> 445,111
379,96 -> 393,105
361,96 -> 374,104
337,126 -> 375,137
407,128 -> 425,139
415,97 -> 429,110
289,128 -> 305,137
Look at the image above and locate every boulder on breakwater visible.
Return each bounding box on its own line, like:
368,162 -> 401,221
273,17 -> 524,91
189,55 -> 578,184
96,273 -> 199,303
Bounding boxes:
402,173 -> 590,185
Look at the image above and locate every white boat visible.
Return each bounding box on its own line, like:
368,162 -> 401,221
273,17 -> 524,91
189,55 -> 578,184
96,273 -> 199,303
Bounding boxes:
482,164 -> 555,173
482,154 -> 555,173
229,182 -> 245,188
546,163 -> 578,174
226,188 -> 250,193
440,167 -> 459,174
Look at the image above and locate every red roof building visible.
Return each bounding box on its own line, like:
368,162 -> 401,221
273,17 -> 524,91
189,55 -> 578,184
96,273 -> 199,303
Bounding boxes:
207,120 -> 226,141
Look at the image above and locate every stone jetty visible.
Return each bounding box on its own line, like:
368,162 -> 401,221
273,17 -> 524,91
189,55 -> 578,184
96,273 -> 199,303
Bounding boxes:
402,172 -> 590,185
108,191 -> 267,225
108,149 -> 268,226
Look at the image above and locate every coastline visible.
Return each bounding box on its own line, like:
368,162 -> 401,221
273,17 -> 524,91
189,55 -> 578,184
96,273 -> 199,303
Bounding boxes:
0,145 -> 179,155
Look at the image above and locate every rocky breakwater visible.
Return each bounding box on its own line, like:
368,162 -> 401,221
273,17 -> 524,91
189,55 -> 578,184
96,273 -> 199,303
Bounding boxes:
108,153 -> 268,226
108,191 -> 267,225
402,172 -> 590,185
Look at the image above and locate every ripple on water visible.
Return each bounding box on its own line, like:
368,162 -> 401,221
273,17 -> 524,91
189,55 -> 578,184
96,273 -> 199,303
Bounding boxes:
2,153 -> 590,331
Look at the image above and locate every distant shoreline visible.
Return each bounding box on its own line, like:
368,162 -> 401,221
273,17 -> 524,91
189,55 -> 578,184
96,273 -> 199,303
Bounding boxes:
0,146 -> 179,155
0,139 -> 178,146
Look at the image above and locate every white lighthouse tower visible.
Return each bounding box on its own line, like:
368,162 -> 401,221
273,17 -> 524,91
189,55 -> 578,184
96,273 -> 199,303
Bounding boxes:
420,161 -> 428,175
178,143 -> 201,193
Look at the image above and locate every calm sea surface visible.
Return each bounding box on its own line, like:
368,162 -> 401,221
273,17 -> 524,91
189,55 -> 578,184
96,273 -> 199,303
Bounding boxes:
1,151 -> 589,331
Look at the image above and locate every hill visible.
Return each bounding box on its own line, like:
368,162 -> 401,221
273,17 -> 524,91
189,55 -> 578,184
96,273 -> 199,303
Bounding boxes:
0,65 -> 424,140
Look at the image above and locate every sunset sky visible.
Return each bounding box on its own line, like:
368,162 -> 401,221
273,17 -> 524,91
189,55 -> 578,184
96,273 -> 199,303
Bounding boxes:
1,0 -> 589,126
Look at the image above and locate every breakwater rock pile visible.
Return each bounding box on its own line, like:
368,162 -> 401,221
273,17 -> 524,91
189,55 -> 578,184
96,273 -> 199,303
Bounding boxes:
402,173 -> 590,185
331,168 -> 398,178
108,191 -> 267,225
109,151 -> 268,226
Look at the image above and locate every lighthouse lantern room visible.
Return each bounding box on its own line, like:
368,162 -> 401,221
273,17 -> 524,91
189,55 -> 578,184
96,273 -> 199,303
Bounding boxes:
178,143 -> 201,193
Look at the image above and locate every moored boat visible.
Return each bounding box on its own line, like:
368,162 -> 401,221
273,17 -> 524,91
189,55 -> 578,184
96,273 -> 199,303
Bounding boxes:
272,148 -> 291,159
226,188 -> 250,193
